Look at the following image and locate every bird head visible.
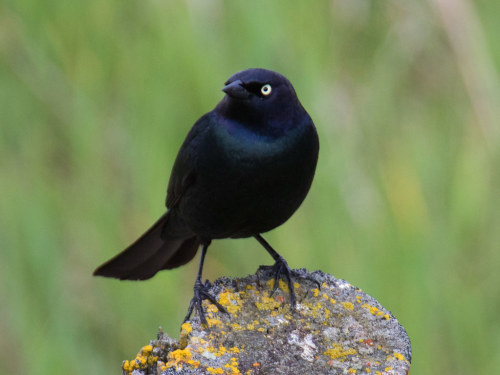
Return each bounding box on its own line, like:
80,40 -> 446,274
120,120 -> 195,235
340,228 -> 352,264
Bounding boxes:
217,68 -> 307,136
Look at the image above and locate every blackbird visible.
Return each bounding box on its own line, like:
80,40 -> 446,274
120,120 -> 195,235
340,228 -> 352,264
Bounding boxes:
94,68 -> 319,324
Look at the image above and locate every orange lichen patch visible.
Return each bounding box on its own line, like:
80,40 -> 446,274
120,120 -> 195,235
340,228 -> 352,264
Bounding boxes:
253,362 -> 261,367
275,295 -> 285,303
341,302 -> 354,311
324,343 -> 357,360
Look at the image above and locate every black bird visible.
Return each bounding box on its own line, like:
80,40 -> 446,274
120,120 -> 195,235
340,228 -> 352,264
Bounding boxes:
94,68 -> 319,324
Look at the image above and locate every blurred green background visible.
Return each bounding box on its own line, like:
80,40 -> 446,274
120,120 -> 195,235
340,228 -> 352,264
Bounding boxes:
1,0 -> 500,374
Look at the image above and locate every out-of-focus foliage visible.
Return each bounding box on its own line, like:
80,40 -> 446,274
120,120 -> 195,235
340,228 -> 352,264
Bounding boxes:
1,1 -> 499,374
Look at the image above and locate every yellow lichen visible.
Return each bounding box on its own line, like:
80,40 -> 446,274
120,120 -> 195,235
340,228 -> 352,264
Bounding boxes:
218,289 -> 243,315
385,367 -> 393,372
181,322 -> 192,335
348,369 -> 357,374
394,352 -> 404,361
166,348 -> 200,370
324,343 -> 357,360
224,357 -> 241,374
279,279 -> 289,293
313,288 -> 320,297
141,345 -> 153,355
255,295 -> 281,310
361,303 -> 388,319
206,317 -> 223,328
324,307 -> 331,319
231,323 -> 243,331
207,367 -> 225,374
341,302 -> 354,311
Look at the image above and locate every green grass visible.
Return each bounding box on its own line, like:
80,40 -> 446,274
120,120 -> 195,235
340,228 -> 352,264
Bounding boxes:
1,1 -> 500,374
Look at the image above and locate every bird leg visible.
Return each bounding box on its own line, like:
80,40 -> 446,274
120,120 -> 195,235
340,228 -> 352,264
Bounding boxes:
254,234 -> 297,310
183,242 -> 227,326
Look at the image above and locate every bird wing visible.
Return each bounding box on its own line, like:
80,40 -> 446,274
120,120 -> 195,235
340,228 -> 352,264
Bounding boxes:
165,114 -> 211,208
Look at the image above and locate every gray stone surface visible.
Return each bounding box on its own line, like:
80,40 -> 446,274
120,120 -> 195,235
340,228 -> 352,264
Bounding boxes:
122,268 -> 411,374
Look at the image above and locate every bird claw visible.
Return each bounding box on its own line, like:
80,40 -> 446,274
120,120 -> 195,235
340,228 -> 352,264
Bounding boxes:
261,256 -> 297,310
183,278 -> 228,326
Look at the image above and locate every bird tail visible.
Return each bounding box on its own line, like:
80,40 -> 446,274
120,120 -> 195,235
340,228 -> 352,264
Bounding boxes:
93,212 -> 200,280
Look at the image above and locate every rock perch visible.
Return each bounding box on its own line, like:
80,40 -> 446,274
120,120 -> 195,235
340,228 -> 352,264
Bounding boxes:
121,268 -> 411,374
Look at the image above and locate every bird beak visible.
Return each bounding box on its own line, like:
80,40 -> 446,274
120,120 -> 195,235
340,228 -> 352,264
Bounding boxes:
222,80 -> 251,99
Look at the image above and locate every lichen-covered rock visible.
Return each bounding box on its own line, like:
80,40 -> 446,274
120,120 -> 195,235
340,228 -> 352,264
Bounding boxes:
122,268 -> 411,375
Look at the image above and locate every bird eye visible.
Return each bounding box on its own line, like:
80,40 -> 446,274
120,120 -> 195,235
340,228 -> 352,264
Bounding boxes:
260,84 -> 272,96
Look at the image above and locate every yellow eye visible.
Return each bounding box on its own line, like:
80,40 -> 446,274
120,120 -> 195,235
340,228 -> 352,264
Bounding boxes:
261,84 -> 272,96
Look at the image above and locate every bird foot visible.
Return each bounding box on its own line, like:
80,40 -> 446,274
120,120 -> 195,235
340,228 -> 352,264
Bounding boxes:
260,256 -> 297,310
183,279 -> 228,326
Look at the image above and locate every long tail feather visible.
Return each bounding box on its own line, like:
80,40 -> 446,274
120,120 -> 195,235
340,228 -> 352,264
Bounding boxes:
93,212 -> 199,280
